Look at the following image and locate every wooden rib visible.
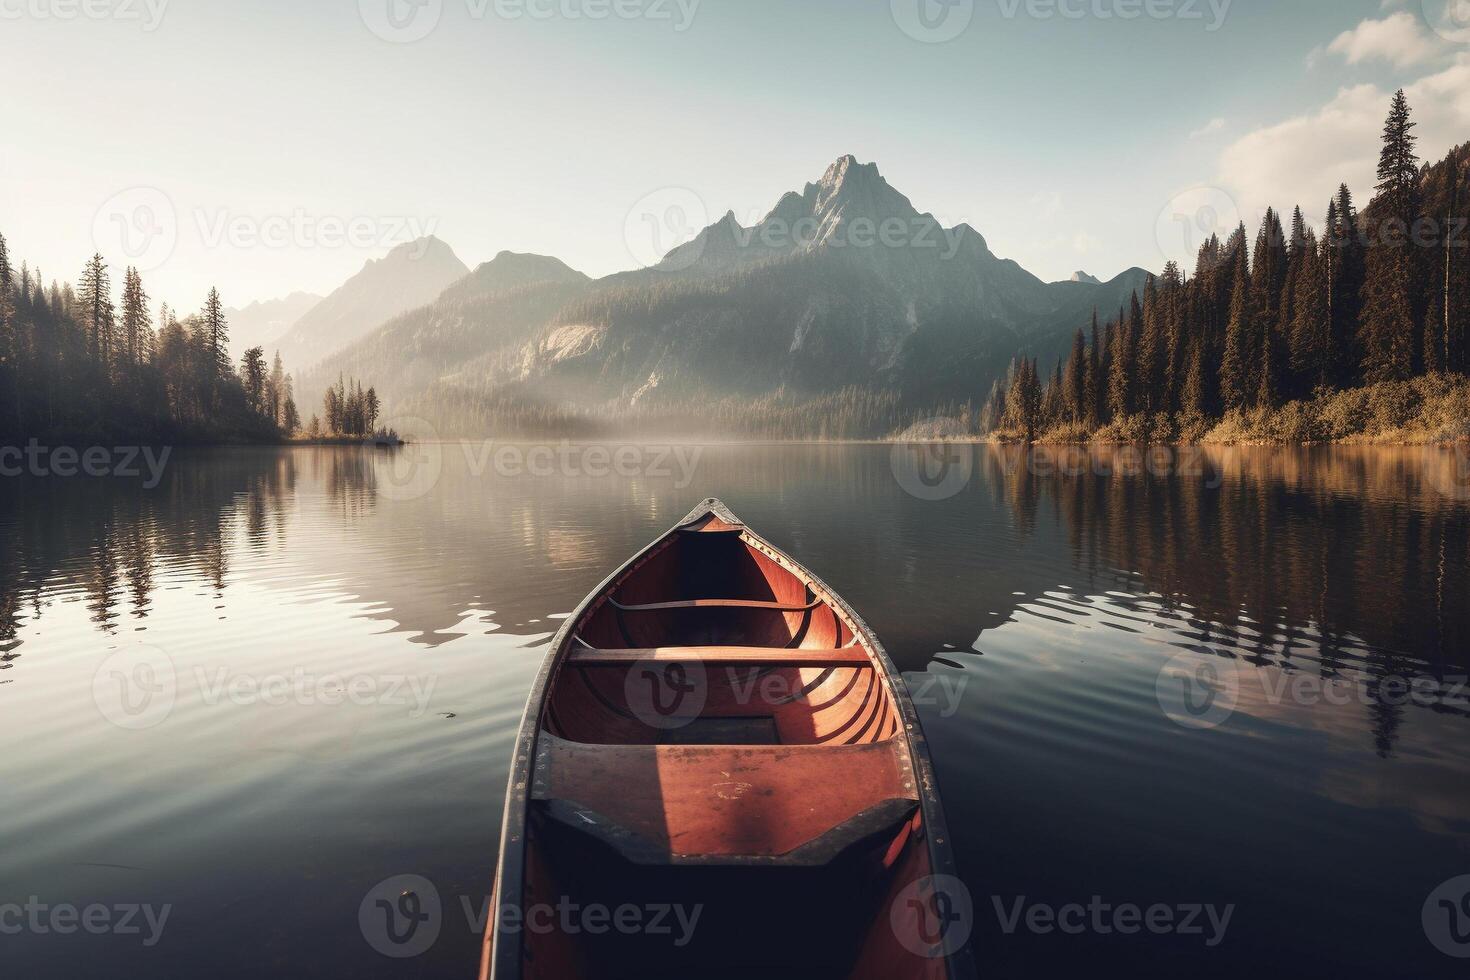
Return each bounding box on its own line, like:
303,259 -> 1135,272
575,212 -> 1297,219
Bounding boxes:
567,646 -> 870,667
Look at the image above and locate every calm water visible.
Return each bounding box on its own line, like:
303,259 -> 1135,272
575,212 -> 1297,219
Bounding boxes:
3,443 -> 1469,978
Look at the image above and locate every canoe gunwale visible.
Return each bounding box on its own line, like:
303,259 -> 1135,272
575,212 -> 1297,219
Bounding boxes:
486,497 -> 974,979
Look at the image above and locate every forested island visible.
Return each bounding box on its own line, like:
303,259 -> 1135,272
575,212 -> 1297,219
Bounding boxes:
987,92 -> 1470,445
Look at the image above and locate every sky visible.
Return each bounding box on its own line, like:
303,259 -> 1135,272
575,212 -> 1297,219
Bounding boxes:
3,0 -> 1470,308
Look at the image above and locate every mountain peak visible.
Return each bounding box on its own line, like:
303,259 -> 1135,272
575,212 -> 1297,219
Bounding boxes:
1069,271 -> 1101,285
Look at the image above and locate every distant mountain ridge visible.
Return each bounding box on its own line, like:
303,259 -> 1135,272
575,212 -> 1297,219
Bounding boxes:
299,158 -> 1147,435
274,236 -> 468,371
225,291 -> 322,359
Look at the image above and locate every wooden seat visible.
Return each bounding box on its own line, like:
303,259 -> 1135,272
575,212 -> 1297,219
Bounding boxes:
532,734 -> 918,866
567,646 -> 870,667
608,597 -> 825,612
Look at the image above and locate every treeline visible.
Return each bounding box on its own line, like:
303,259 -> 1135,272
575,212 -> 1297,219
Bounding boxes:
0,240 -> 302,443
309,375 -> 384,439
990,91 -> 1469,443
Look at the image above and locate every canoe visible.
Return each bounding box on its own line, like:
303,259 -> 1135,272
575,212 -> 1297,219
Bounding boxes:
481,498 -> 974,979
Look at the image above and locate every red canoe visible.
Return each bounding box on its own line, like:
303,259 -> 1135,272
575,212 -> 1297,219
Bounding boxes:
481,498 -> 974,979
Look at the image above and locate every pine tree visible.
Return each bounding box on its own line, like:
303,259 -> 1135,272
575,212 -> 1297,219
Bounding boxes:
1087,310 -> 1103,425
1066,327 -> 1087,423
1325,187 -> 1365,384
0,232 -> 14,431
241,346 -> 267,414
1290,229 -> 1331,391
1180,335 -> 1206,418
1136,275 -> 1164,415
77,254 -> 115,369
282,374 -> 300,434
1359,92 -> 1420,383
1108,299 -> 1138,420
1220,245 -> 1255,410
268,350 -> 285,425
120,267 -> 151,367
201,287 -> 230,382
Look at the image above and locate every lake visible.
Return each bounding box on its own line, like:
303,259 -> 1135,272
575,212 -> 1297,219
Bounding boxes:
2,441 -> 1469,978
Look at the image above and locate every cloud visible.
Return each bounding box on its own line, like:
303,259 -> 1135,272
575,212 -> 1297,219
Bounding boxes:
1217,56 -> 1470,228
1325,11 -> 1444,68
1189,117 -> 1227,139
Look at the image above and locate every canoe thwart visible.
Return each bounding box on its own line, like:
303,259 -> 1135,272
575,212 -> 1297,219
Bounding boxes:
566,646 -> 871,667
607,597 -> 826,613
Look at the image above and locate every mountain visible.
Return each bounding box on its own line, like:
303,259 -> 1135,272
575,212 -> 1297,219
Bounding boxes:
306,159 -> 1147,436
438,251 -> 589,303
274,236 -> 468,370
224,291 -> 321,359
1068,271 -> 1101,285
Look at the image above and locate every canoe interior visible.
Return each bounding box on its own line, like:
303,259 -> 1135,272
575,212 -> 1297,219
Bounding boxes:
489,508 -> 959,979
